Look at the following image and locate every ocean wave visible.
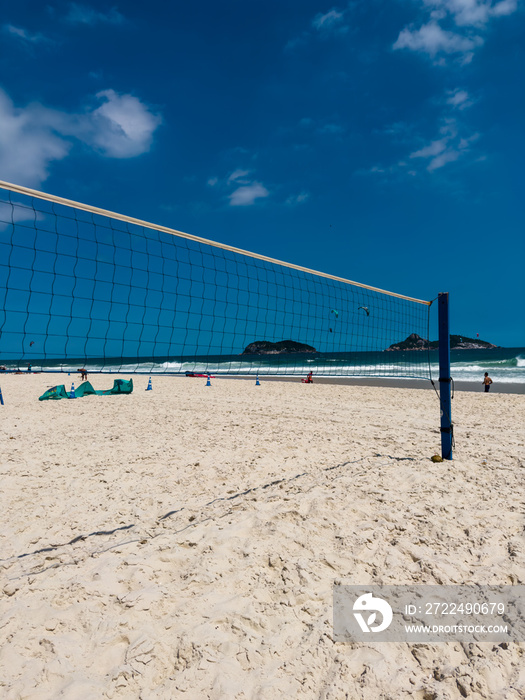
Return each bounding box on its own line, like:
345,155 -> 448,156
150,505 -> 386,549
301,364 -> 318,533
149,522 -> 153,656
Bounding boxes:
453,357 -> 519,369
5,350 -> 524,383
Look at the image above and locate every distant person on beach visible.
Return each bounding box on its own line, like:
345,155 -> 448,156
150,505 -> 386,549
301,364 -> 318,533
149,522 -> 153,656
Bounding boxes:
483,372 -> 493,392
79,368 -> 88,381
302,371 -> 313,384
27,363 -> 31,373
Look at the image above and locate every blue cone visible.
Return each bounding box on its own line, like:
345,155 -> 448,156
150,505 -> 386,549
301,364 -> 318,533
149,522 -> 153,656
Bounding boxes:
146,377 -> 152,391
0,386 -> 4,406
255,375 -> 260,386
206,374 -> 211,386
69,382 -> 76,399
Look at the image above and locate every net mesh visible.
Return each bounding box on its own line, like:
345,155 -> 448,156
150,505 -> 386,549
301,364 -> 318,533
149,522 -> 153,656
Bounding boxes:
0,184 -> 433,378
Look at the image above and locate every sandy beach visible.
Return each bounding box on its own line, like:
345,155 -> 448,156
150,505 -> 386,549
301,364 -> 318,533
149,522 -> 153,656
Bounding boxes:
1,373 -> 524,699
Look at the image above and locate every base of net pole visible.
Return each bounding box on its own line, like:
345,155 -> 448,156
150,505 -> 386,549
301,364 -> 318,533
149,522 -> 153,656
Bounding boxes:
146,377 -> 152,391
438,292 -> 453,460
0,387 -> 4,405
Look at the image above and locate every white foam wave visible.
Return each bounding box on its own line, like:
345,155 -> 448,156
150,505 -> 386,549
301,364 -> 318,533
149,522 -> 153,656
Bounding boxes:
27,355 -> 525,384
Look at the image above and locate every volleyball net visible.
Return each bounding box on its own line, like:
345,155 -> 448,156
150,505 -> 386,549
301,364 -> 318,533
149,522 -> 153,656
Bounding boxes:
0,181 -> 433,378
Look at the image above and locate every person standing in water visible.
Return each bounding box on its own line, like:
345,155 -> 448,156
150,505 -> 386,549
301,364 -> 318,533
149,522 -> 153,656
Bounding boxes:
483,372 -> 493,392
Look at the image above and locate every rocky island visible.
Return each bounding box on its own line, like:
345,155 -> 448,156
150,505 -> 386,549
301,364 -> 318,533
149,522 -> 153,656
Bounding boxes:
386,333 -> 499,351
242,340 -> 317,355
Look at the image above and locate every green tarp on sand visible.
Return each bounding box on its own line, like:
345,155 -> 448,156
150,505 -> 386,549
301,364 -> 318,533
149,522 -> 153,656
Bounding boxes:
39,379 -> 133,401
74,381 -> 97,397
97,379 -> 133,396
38,384 -> 69,400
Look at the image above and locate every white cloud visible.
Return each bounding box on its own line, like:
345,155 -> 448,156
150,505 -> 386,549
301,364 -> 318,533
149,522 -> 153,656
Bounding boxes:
458,131 -> 480,148
0,87 -> 161,189
438,117 -> 459,137
446,88 -> 472,108
491,0 -> 519,16
0,201 -> 43,229
85,90 -> 162,158
427,149 -> 461,170
394,0 -> 519,63
0,90 -> 71,188
65,3 -> 124,25
285,192 -> 310,205
423,0 -> 490,26
208,167 -> 271,207
286,5 -> 349,50
408,116 -> 479,171
2,24 -> 50,44
410,138 -> 448,158
371,87 -> 482,177
229,182 -> 269,206
312,8 -> 348,33
422,0 -> 518,26
227,168 -> 252,184
393,20 -> 482,60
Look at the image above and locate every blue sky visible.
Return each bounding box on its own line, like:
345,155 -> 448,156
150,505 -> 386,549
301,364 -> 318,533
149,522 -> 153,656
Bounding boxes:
1,0 -> 524,348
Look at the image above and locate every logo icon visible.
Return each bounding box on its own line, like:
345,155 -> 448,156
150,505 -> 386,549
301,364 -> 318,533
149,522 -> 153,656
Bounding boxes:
353,592 -> 393,633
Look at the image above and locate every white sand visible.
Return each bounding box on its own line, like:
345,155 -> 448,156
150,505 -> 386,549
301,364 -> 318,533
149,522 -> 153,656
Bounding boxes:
1,373 -> 524,699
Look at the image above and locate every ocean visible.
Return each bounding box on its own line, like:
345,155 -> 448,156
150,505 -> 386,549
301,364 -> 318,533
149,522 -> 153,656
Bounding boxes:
2,347 -> 524,385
